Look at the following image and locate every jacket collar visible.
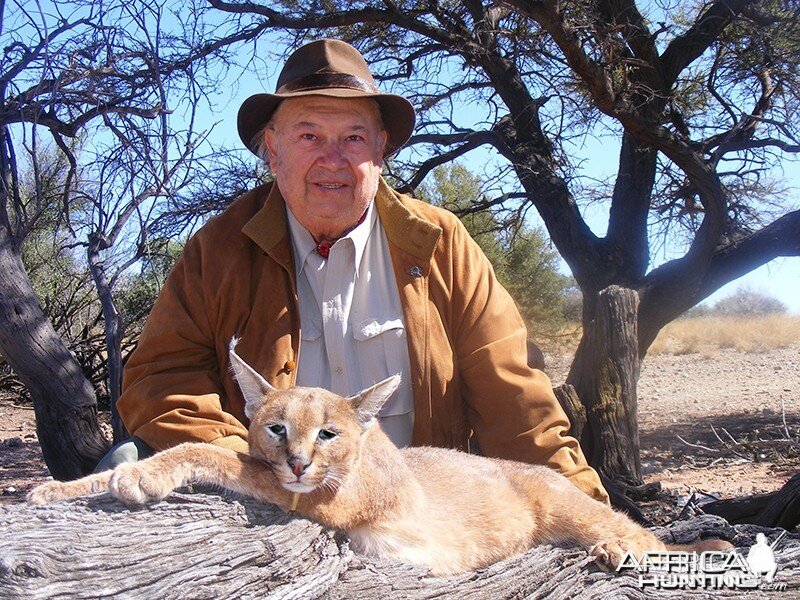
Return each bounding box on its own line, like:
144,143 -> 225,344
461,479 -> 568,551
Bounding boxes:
242,177 -> 441,265
242,182 -> 290,257
374,178 -> 441,262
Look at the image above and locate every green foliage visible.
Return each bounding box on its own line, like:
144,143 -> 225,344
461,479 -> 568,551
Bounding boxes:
0,149 -> 107,401
116,238 -> 184,330
10,231 -> 108,403
418,163 -> 573,341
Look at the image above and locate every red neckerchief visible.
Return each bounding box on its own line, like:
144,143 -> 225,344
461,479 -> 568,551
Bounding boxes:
314,209 -> 368,259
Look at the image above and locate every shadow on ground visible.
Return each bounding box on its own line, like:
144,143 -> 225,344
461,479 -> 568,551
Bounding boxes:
640,409 -> 800,471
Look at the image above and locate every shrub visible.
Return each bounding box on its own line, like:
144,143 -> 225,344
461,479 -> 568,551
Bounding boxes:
711,286 -> 788,317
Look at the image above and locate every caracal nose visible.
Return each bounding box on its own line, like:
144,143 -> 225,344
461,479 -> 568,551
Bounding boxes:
287,456 -> 310,477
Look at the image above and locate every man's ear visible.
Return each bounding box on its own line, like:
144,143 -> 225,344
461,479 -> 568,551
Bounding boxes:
228,337 -> 277,419
377,129 -> 388,162
263,127 -> 280,164
347,375 -> 400,428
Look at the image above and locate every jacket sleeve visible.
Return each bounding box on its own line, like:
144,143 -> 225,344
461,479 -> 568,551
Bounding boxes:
116,234 -> 250,454
449,219 -> 608,503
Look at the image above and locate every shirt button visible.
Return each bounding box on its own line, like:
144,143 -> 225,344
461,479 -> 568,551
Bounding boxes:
335,366 -> 343,375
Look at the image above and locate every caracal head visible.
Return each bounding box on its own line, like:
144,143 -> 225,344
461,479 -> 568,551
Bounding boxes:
228,337 -> 399,494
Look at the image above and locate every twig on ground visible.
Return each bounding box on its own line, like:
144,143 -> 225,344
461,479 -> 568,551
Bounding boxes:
676,435 -> 716,452
781,400 -> 791,440
710,424 -> 751,460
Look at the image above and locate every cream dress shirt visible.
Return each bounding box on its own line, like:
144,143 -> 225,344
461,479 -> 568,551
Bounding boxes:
286,201 -> 414,447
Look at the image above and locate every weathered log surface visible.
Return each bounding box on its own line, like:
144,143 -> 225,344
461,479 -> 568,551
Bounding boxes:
1,491 -> 798,599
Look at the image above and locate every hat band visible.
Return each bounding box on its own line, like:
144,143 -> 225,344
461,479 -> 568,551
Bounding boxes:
278,72 -> 380,95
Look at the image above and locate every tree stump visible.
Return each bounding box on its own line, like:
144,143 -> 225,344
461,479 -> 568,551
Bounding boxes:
566,286 -> 642,485
1,491 -> 798,598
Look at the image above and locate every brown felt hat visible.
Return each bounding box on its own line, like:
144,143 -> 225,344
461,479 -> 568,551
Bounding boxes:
238,39 -> 415,157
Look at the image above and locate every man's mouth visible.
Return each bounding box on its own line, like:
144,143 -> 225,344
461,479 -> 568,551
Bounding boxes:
315,182 -> 347,189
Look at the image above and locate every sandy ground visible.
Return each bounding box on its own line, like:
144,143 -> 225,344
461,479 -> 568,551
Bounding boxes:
2,344 -> 798,521
548,344 -> 800,520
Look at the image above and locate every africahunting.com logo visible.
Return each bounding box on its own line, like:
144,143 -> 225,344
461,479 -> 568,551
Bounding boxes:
617,532 -> 788,591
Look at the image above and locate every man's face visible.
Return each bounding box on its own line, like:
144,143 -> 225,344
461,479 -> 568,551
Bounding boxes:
264,96 -> 387,242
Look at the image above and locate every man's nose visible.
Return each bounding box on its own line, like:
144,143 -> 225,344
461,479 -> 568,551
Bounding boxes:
318,140 -> 347,167
287,456 -> 311,477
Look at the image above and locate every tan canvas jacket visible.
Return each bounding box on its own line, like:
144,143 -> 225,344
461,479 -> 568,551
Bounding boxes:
118,178 -> 608,502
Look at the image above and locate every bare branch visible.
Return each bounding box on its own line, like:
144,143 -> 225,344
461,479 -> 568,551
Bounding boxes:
660,0 -> 753,85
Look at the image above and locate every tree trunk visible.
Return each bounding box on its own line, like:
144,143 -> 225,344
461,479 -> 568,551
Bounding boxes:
4,492 -> 790,599
567,286 -> 642,485
553,383 -> 585,441
0,226 -> 109,480
88,235 -> 127,445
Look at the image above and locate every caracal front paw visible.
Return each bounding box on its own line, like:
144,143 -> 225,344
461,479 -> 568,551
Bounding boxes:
590,532 -> 664,572
108,462 -> 182,505
27,480 -> 73,505
590,539 -> 632,571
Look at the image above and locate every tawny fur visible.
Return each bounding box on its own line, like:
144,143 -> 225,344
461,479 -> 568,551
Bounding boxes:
28,340 -> 731,575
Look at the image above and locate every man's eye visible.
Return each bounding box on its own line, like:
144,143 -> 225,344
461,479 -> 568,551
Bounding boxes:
318,429 -> 337,441
346,135 -> 364,142
268,424 -> 286,436
300,133 -> 316,141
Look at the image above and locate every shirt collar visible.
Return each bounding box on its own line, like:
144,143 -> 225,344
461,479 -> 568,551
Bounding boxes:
348,200 -> 376,277
286,201 -> 376,277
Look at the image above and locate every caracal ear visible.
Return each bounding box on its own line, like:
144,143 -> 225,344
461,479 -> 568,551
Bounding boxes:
228,337 -> 277,419
347,375 -> 400,428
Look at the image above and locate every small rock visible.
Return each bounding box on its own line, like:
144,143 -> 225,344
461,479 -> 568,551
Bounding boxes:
3,486 -> 17,495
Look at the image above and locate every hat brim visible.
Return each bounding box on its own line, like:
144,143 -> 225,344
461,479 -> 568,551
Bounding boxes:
237,89 -> 415,158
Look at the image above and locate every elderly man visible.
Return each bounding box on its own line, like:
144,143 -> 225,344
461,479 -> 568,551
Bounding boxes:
106,39 -> 608,503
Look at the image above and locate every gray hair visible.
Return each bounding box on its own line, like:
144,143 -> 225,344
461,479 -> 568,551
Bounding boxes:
251,122 -> 272,163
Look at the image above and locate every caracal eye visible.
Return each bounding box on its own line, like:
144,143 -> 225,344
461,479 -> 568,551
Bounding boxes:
318,429 -> 337,441
268,423 -> 286,436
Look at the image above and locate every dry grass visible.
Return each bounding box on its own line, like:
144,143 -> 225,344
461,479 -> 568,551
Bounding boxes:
648,315 -> 800,356
539,314 -> 800,357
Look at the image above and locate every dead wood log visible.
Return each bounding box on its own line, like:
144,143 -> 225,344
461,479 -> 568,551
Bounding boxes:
703,473 -> 800,529
1,491 -> 799,598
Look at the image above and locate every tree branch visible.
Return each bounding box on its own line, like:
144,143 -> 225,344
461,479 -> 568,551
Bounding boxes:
694,210 -> 800,305
639,209 -> 800,352
660,0 -> 752,85
395,131 -> 497,193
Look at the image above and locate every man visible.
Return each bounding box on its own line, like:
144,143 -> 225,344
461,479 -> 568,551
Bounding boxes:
108,39 -> 608,503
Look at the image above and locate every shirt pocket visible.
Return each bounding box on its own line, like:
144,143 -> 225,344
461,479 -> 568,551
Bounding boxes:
300,320 -> 322,343
352,317 -> 413,416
